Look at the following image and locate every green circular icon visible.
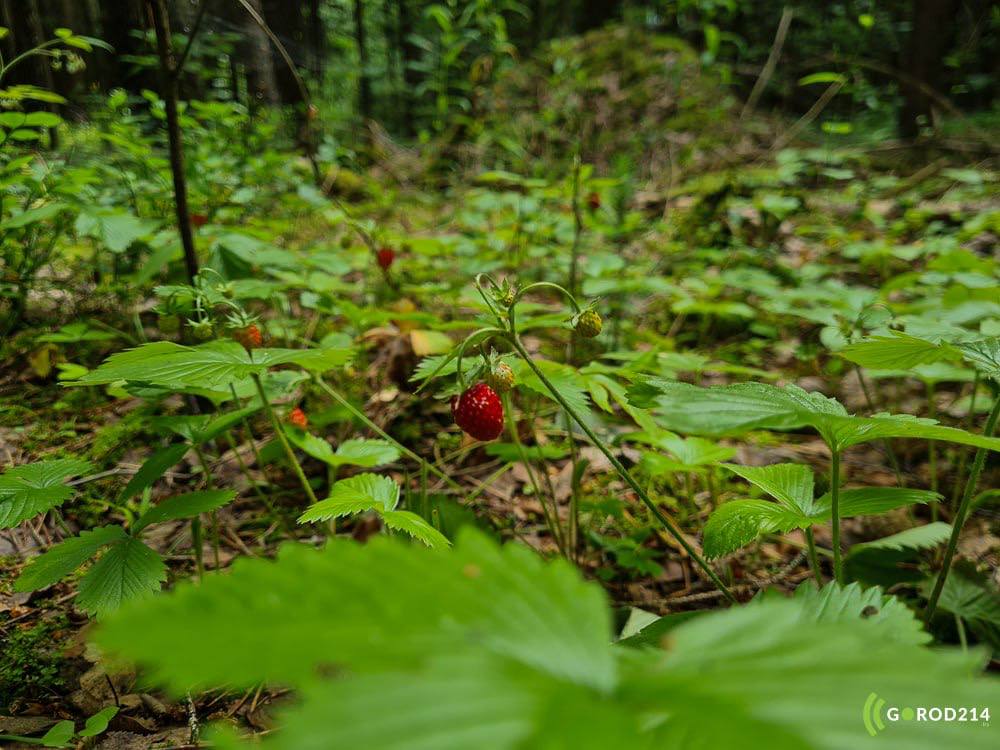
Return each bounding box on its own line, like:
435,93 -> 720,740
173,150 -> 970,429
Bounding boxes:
901,707 -> 915,721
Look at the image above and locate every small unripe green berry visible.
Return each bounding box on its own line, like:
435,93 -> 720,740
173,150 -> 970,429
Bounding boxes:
574,309 -> 602,338
486,361 -> 515,393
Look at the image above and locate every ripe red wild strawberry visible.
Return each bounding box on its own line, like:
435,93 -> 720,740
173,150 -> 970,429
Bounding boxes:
234,324 -> 263,350
288,406 -> 308,429
377,246 -> 395,270
452,382 -> 504,441
586,191 -> 601,211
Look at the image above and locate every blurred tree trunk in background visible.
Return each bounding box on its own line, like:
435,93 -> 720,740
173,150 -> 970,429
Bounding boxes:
396,0 -> 419,135
578,0 -> 621,31
898,0 -> 961,138
307,0 -> 324,82
354,0 -> 373,124
228,0 -> 279,107
262,0 -> 306,106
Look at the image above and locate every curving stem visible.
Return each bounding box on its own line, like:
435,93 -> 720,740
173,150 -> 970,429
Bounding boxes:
506,333 -> 737,603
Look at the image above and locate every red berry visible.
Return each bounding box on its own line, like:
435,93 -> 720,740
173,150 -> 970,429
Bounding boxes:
234,324 -> 263,350
377,247 -> 395,270
190,213 -> 208,228
288,406 -> 308,429
586,192 -> 601,211
451,383 -> 504,441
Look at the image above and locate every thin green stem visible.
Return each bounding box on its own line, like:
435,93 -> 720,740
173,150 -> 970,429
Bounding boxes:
804,526 -> 822,588
508,334 -> 736,603
313,374 -> 464,493
192,445 -> 221,570
503,393 -> 565,554
830,449 -> 843,584
925,390 -> 1000,623
955,614 -> 968,652
252,373 -> 319,505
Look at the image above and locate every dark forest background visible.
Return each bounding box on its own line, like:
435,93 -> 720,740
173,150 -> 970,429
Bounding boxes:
1,0 -> 997,150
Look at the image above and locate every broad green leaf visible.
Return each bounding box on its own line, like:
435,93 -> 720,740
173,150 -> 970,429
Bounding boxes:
791,582 -> 929,645
0,458 -> 93,528
0,202 -> 70,229
622,597 -> 1000,749
264,653 -> 539,750
846,523 -> 951,586
703,500 -> 799,558
514,358 -> 590,416
14,525 -> 127,592
818,487 -> 939,516
287,432 -> 400,468
78,706 -> 120,738
118,444 -> 189,502
381,509 -> 451,549
77,537 -> 167,616
39,720 -> 75,748
957,338 -> 1000,382
96,530 -> 615,693
299,473 -> 400,522
924,567 -> 1000,629
839,332 -> 959,370
75,340 -> 351,389
706,467 -> 937,558
132,490 -> 236,533
628,380 -> 1000,452
723,463 -> 815,514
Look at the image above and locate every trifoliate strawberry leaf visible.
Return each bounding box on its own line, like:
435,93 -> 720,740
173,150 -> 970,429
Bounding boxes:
298,473 -> 400,523
76,536 -> 167,617
286,431 -> 401,468
14,525 -> 127,592
74,340 -> 351,389
0,458 -> 93,528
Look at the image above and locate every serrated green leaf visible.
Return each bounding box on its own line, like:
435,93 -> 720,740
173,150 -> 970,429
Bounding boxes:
628,379 -> 1000,452
924,567 -> 1000,628
381,509 -> 451,549
14,525 -> 126,592
723,463 -> 816,513
514,358 -> 590,416
0,458 -> 93,528
703,500 -> 798,558
299,473 -> 400,523
133,490 -> 236,533
846,523 -> 951,586
77,537 -> 167,617
118,444 -> 189,502
840,332 -> 959,370
818,487 -> 939,516
791,581 -> 929,645
96,529 -> 615,693
287,431 -> 400,469
74,340 -> 351,389
957,338 -> 1000,382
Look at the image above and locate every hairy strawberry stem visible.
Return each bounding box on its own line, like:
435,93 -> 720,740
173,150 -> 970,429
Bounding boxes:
506,333 -> 736,603
804,527 -> 822,588
251,373 -> 319,505
924,390 -> 1000,623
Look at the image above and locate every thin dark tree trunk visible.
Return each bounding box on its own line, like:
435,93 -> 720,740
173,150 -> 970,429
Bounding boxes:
147,0 -> 198,284
396,0 -> 418,134
353,0 -> 373,124
898,0 -> 961,137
